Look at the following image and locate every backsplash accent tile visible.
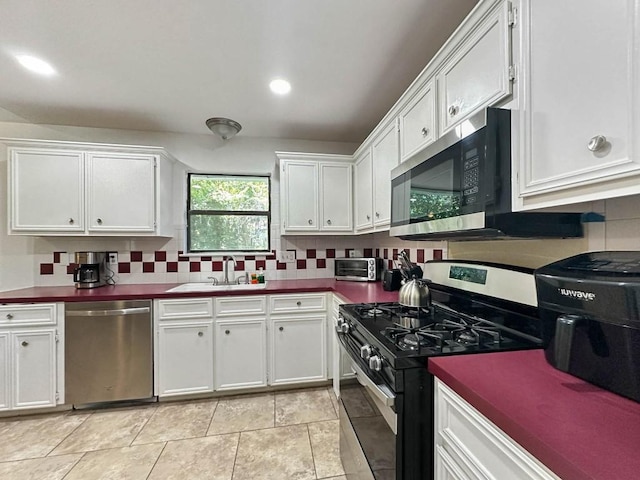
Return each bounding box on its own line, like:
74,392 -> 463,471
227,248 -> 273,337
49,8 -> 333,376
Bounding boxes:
35,243 -> 447,286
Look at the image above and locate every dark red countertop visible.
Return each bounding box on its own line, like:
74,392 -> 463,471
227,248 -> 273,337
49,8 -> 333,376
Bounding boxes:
429,350 -> 640,480
0,279 -> 399,304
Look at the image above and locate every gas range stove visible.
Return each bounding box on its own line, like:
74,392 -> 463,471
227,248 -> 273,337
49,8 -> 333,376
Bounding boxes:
336,260 -> 544,480
340,299 -> 541,365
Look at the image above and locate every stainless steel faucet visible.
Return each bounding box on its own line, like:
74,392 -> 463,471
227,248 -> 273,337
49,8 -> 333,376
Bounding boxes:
223,255 -> 237,284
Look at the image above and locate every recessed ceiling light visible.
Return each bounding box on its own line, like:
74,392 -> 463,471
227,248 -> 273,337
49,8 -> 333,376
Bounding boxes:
15,54 -> 56,76
269,78 -> 291,95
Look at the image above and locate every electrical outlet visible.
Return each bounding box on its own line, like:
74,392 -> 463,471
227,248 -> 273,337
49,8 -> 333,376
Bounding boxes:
278,250 -> 296,263
107,252 -> 118,265
349,249 -> 363,258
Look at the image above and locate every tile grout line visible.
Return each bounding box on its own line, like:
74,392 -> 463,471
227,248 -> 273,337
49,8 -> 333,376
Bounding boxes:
60,452 -> 87,480
204,399 -> 220,436
130,403 -> 161,446
306,423 -> 319,480
45,411 -> 94,458
144,441 -> 168,480
229,432 -> 241,480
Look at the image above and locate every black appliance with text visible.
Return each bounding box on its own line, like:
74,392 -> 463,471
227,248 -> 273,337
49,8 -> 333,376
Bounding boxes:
536,251 -> 640,403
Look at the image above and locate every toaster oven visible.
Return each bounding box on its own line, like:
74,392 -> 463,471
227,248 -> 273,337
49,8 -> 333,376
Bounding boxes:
335,257 -> 383,282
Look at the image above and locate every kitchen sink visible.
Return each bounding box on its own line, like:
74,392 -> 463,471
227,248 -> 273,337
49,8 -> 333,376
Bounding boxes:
165,282 -> 267,293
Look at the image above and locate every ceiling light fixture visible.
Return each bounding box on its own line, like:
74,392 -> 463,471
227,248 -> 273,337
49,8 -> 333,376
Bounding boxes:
205,117 -> 242,140
269,78 -> 291,95
15,54 -> 56,76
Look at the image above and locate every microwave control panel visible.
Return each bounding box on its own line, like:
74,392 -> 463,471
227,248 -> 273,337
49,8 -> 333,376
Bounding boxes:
462,146 -> 480,206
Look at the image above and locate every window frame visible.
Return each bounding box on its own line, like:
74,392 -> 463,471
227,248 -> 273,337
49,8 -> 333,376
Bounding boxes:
186,172 -> 272,254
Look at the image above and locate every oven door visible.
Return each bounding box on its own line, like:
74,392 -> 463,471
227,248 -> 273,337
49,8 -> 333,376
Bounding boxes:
337,333 -> 397,480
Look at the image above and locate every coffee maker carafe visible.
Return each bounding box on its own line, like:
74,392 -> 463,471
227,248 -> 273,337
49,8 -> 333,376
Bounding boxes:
74,252 -> 108,289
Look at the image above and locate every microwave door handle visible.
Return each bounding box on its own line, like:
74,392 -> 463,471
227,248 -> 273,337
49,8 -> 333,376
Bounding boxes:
554,314 -> 582,372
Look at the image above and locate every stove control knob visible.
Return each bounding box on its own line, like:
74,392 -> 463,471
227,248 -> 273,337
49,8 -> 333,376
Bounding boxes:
340,322 -> 351,334
369,355 -> 383,372
335,316 -> 344,332
360,345 -> 373,360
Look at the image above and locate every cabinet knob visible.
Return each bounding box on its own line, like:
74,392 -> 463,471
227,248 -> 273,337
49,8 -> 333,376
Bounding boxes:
21,341 -> 28,347
366,215 -> 371,221
225,330 -> 230,335
279,326 -> 284,332
448,105 -> 459,117
375,212 -> 380,218
587,135 -> 607,152
308,219 -> 313,225
198,331 -> 203,337
68,218 -> 74,224
421,127 -> 430,136
96,218 -> 103,225
296,301 -> 302,306
326,219 -> 332,225
6,313 -> 13,320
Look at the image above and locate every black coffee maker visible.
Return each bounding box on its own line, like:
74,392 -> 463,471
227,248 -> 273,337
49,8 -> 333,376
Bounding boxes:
535,251 -> 640,402
74,252 -> 108,289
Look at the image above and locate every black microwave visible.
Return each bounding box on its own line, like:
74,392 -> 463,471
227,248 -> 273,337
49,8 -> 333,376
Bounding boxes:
389,107 -> 583,241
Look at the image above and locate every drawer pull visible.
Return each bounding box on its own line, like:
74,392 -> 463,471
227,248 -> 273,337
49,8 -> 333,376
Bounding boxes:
448,105 -> 459,117
225,330 -> 230,335
279,326 -> 284,332
421,127 -> 430,136
327,219 -> 332,225
296,301 -> 302,306
68,218 -> 74,224
96,218 -> 103,225
21,341 -> 29,347
308,219 -> 313,225
198,331 -> 204,337
6,313 -> 13,320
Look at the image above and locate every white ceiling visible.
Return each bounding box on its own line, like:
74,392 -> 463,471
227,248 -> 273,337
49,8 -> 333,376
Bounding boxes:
0,0 -> 478,143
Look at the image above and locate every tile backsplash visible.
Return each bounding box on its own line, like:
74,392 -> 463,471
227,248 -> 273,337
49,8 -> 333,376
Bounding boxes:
36,242 -> 445,286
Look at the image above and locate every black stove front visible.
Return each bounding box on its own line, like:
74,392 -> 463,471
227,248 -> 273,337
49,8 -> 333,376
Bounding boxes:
337,289 -> 542,480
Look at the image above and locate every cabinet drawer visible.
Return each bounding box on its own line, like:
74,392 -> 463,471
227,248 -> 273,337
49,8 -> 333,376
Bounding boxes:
157,298 -> 213,320
270,294 -> 326,314
215,296 -> 267,317
0,304 -> 57,327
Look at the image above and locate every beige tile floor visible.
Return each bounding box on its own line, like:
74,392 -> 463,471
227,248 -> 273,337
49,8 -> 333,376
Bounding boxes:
0,386 -> 346,480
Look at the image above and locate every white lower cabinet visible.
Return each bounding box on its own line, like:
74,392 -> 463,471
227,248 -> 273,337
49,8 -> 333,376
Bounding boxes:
270,315 -> 326,385
215,320 -> 267,390
435,378 -> 560,480
0,303 -> 62,412
155,298 -> 214,397
157,323 -> 213,396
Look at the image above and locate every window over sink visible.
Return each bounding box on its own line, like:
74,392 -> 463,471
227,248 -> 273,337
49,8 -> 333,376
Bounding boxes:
187,174 -> 271,253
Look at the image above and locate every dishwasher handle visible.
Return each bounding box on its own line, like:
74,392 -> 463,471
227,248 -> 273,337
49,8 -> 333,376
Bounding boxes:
66,307 -> 151,317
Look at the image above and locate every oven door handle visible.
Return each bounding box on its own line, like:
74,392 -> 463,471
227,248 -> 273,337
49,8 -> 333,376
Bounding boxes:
352,363 -> 396,408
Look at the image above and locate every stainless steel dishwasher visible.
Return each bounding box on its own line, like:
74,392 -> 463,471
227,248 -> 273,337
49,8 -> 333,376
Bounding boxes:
65,300 -> 153,405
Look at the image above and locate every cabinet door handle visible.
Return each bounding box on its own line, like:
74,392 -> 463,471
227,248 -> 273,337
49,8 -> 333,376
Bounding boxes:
375,212 -> 380,218
448,105 -> 459,117
6,313 -> 13,320
96,218 -> 103,225
68,218 -> 74,224
198,331 -> 204,337
366,215 -> 371,221
279,326 -> 284,332
225,330 -> 230,335
326,219 -> 332,225
421,127 -> 430,136
296,301 -> 302,306
21,341 -> 28,347
587,135 -> 607,152
308,219 -> 313,225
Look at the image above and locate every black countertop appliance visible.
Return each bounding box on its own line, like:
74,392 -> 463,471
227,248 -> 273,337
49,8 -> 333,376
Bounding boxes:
535,251 -> 640,402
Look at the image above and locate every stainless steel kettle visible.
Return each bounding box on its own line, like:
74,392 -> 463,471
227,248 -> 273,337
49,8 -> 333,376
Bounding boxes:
398,278 -> 431,308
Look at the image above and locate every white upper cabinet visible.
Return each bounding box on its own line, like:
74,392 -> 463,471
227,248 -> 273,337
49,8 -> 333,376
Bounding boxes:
515,0 -> 640,209
437,0 -> 512,135
354,148 -> 373,231
7,140 -> 181,236
278,152 -> 352,234
87,153 -> 156,232
371,121 -> 400,228
320,163 -> 352,231
9,149 -> 85,232
399,80 -> 436,162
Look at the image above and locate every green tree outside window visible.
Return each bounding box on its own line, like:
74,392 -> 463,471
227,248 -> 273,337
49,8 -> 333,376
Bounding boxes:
187,174 -> 270,252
